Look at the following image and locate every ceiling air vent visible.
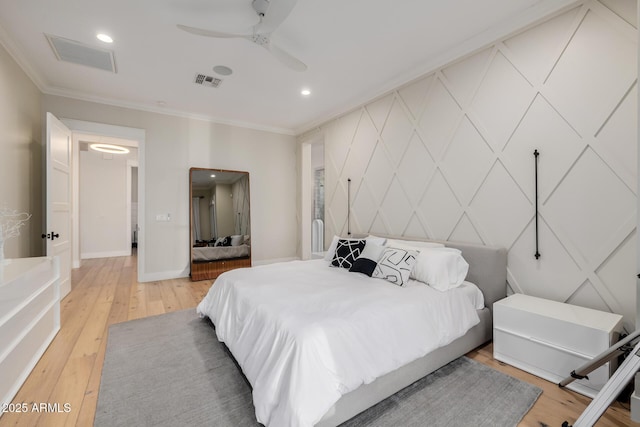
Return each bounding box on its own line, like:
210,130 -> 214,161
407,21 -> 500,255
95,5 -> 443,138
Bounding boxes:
46,34 -> 116,73
194,74 -> 222,88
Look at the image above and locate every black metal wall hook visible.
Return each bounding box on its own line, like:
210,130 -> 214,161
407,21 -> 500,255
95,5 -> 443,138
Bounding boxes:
347,178 -> 352,236
534,150 -> 540,260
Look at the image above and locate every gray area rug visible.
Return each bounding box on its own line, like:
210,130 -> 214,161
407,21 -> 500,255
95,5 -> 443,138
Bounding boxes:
95,309 -> 541,427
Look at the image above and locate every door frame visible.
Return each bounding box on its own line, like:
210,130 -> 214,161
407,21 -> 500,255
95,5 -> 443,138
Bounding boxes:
61,119 -> 146,281
298,132 -> 325,260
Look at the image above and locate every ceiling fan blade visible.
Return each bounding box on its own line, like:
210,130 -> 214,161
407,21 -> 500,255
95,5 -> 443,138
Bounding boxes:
264,41 -> 307,72
177,24 -> 249,39
254,0 -> 299,34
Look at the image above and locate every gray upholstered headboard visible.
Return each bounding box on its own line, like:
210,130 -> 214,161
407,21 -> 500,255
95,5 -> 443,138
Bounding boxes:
357,235 -> 508,312
441,240 -> 507,313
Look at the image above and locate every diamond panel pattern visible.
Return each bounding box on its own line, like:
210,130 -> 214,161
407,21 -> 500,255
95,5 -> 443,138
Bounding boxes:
504,95 -> 583,201
398,75 -> 433,120
441,117 -> 494,205
595,84 -> 637,192
380,177 -> 413,236
441,48 -> 492,105
418,78 -> 462,161
471,52 -> 535,151
364,143 -> 394,205
449,214 -> 483,244
509,219 -> 584,301
397,132 -> 434,206
596,232 -> 637,323
566,280 -> 612,314
366,94 -> 394,133
418,170 -> 462,240
342,112 -> 379,186
503,7 -> 581,84
351,182 -> 378,233
381,98 -> 414,166
469,162 -> 531,249
404,214 -> 427,238
544,147 -> 636,264
319,2 -> 637,326
544,10 -> 637,135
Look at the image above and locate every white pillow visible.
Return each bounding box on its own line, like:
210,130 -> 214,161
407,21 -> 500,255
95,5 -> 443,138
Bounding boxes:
230,235 -> 243,246
324,235 -> 386,261
366,234 -> 387,245
372,247 -> 418,287
412,247 -> 469,291
385,238 -> 445,252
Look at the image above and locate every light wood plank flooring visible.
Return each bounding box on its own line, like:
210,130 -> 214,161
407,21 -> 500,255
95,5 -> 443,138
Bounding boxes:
0,255 -> 636,426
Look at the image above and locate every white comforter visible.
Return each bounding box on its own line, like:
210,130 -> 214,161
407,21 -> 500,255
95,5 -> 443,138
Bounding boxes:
196,259 -> 480,427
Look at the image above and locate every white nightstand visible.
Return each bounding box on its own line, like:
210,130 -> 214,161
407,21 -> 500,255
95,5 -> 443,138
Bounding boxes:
493,294 -> 623,398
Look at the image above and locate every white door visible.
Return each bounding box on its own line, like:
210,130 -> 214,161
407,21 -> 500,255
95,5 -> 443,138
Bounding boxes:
45,113 -> 72,298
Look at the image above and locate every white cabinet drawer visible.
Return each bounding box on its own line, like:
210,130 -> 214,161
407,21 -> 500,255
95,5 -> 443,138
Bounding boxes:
493,294 -> 623,398
494,327 -> 609,397
0,257 -> 60,412
494,303 -> 612,355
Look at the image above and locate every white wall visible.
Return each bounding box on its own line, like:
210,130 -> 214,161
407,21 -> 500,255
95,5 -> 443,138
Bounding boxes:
79,149 -> 130,258
0,42 -> 43,258
41,94 -> 298,280
307,1 -> 639,329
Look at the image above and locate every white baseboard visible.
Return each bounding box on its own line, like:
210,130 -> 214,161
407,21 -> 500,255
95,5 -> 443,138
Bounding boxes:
81,250 -> 131,259
139,268 -> 190,283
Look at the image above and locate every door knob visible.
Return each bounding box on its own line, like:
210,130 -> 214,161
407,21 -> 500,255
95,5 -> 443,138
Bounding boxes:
41,232 -> 60,240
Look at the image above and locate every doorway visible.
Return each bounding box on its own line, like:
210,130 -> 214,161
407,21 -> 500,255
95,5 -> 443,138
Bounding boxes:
300,134 -> 325,260
62,119 -> 146,281
77,137 -> 138,259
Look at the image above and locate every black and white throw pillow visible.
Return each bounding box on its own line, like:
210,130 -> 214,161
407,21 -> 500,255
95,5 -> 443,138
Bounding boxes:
331,239 -> 366,269
349,241 -> 385,277
372,247 -> 418,286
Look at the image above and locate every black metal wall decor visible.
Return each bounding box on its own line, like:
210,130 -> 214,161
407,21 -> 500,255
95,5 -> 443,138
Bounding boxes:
347,178 -> 352,236
534,150 -> 540,260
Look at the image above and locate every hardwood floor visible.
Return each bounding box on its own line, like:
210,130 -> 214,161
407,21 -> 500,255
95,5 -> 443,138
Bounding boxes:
0,255 -> 636,426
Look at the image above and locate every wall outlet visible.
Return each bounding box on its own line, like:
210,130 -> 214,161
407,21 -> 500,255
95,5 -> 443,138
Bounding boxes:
155,213 -> 171,221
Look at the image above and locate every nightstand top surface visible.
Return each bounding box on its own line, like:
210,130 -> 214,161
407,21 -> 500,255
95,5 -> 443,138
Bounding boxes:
495,293 -> 622,331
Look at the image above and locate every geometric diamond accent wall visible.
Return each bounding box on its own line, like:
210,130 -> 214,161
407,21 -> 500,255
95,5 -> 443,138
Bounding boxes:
312,2 -> 638,328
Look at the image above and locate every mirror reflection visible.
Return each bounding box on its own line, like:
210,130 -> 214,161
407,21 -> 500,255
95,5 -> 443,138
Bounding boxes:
190,168 -> 251,280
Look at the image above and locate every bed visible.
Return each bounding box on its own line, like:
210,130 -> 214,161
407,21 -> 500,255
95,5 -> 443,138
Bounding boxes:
192,244 -> 251,262
197,236 -> 507,426
191,241 -> 252,281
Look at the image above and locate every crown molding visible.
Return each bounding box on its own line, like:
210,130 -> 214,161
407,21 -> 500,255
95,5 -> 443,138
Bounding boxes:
42,86 -> 296,136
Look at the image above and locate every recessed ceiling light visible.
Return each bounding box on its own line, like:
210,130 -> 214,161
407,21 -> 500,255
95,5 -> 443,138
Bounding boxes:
210,174 -> 216,178
90,143 -> 129,154
301,88 -> 311,96
213,65 -> 233,76
96,33 -> 113,43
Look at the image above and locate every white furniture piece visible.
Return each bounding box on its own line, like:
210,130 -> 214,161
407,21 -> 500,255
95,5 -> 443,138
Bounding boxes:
494,293 -> 623,398
0,257 -> 61,412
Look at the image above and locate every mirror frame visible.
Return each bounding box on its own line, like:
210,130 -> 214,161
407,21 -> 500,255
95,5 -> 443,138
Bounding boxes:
189,167 -> 251,279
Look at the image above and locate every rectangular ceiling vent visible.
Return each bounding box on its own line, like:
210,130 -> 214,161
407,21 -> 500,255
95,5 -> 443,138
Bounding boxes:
46,34 -> 117,73
194,74 -> 222,88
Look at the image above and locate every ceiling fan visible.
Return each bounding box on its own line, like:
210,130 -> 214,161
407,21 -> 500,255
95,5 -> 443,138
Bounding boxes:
178,0 -> 307,72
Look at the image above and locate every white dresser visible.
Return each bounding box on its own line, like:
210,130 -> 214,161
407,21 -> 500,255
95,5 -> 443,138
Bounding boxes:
493,293 -> 623,398
0,257 -> 61,411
